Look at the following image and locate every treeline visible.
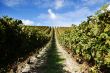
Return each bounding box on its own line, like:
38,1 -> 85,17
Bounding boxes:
57,7 -> 110,72
0,16 -> 51,72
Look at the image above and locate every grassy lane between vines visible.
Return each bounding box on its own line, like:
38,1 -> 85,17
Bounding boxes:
18,29 -> 69,73
30,29 -> 70,73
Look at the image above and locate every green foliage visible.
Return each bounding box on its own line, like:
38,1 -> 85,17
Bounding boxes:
0,16 -> 51,72
57,11 -> 110,73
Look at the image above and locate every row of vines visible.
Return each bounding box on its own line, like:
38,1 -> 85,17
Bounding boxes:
0,16 -> 51,72
56,7 -> 110,73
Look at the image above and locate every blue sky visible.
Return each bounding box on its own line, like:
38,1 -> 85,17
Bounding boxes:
0,0 -> 109,26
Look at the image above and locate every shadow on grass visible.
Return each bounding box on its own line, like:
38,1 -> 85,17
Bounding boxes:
28,30 -> 71,73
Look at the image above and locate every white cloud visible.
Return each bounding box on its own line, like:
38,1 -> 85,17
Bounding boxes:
31,22 -> 41,26
22,19 -> 34,25
2,0 -> 24,7
82,0 -> 98,3
34,0 -> 69,10
48,9 -> 57,19
37,7 -> 94,26
82,0 -> 107,6
34,0 -> 53,8
35,23 -> 41,26
55,0 -> 64,9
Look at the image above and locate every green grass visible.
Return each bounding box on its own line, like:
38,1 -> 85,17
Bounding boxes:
45,36 -> 64,73
40,30 -> 70,73
29,30 -> 71,73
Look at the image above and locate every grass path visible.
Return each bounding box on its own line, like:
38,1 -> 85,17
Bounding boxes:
20,30 -> 69,73
35,30 -> 70,73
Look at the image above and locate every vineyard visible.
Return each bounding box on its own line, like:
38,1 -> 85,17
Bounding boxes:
0,16 -> 52,72
0,5 -> 110,73
56,11 -> 110,73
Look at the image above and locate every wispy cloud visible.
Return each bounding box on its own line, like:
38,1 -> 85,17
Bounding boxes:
1,0 -> 25,7
48,9 -> 57,19
1,0 -> 109,26
22,19 -> 34,25
34,0 -> 70,10
22,19 -> 41,26
34,0 -> 53,8
35,0 -> 109,26
82,0 -> 108,6
55,0 -> 64,9
36,7 -> 94,26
